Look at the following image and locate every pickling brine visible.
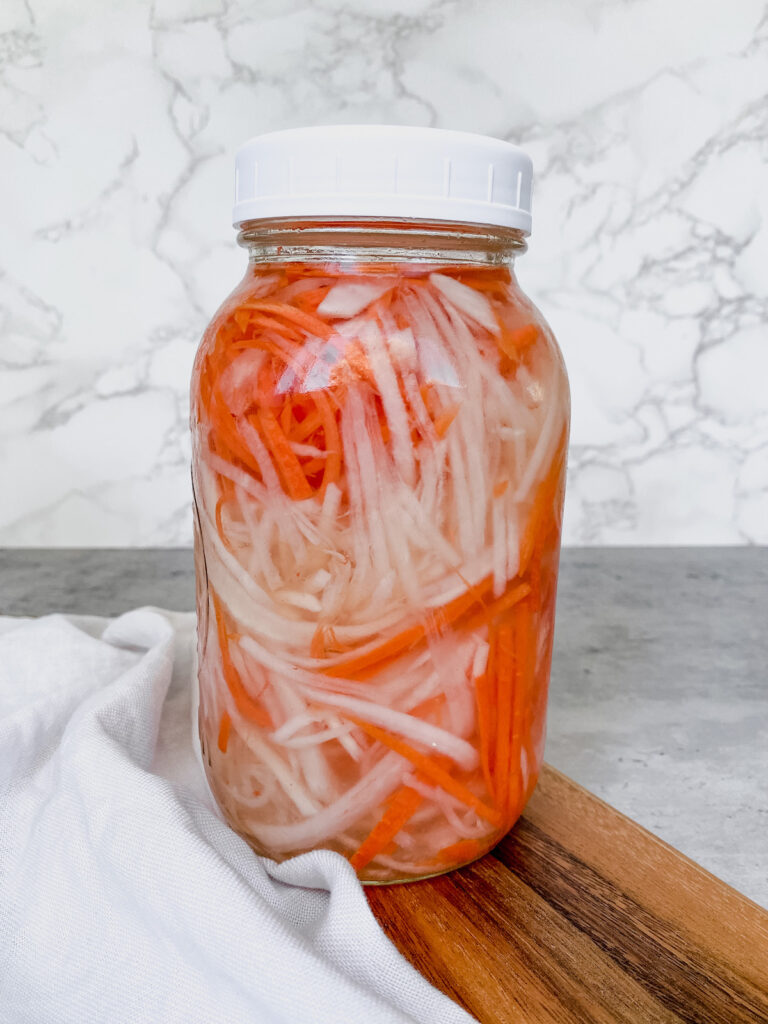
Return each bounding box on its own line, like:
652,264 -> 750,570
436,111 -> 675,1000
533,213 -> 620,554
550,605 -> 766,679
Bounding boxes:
191,127 -> 569,883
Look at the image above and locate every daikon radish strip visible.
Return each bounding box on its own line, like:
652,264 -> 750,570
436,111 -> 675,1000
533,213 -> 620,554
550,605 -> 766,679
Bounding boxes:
281,723 -> 358,749
446,426 -> 475,559
318,480 -> 342,537
305,568 -> 332,593
205,451 -> 266,504
354,720 -> 503,828
320,582 -> 487,678
399,288 -> 461,387
212,591 -> 273,728
396,481 -> 460,569
238,634 -> 375,699
272,589 -> 322,614
227,773 -> 276,812
273,277 -> 334,304
289,441 -> 328,458
236,490 -> 283,592
491,496 -> 507,598
318,280 -> 394,319
359,321 -> 415,486
436,302 -> 489,553
429,272 -> 500,334
203,514 -> 318,646
407,778 -> 487,840
401,368 -> 438,443
271,711 -> 314,743
348,785 -> 423,871
246,751 -> 406,853
236,721 -> 321,819
301,689 -> 479,771
267,671 -> 336,804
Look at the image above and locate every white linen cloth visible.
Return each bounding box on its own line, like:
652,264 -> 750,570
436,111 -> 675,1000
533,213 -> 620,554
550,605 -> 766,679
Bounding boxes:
0,608 -> 476,1024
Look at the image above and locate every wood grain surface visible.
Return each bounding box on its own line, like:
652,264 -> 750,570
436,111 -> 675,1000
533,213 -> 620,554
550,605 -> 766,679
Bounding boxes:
367,765 -> 768,1024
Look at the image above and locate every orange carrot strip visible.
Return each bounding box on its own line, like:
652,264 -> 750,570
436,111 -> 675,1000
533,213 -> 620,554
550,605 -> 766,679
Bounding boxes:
461,581 -> 531,634
310,626 -> 326,660
245,302 -> 334,340
322,575 -> 495,678
217,711 -> 232,753
498,323 -> 539,360
433,404 -> 460,439
355,720 -> 503,828
519,428 -> 567,575
493,480 -> 509,498
409,692 -> 446,721
508,598 -> 534,820
494,621 -> 515,814
211,591 -> 273,729
348,785 -> 423,871
256,408 -> 314,501
314,393 -> 341,500
214,495 -> 232,552
434,837 -> 487,865
293,286 -> 331,312
292,410 -> 324,443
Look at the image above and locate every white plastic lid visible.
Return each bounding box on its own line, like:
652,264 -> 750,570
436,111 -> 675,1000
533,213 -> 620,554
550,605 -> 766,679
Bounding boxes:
233,125 -> 533,234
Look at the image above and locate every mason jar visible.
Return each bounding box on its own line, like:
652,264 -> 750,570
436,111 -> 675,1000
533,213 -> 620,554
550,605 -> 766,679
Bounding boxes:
191,126 -> 569,883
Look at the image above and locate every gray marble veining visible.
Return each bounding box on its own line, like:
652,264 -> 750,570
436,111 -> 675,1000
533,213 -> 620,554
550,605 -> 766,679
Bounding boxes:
1,0 -> 767,545
1,546 -> 765,907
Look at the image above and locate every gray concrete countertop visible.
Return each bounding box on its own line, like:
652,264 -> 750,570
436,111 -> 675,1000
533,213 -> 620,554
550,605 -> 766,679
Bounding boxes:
1,547 -> 766,908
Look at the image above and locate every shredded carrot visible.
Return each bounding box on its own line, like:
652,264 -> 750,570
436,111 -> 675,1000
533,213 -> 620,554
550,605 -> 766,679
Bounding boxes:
493,479 -> 509,498
494,621 -> 515,813
314,393 -> 341,500
256,408 -> 314,501
245,302 -> 334,340
519,428 -> 567,574
217,711 -> 232,753
498,322 -> 539,360
434,837 -> 487,865
433,403 -> 461,439
475,667 -> 496,800
348,785 -> 423,871
409,692 -> 446,721
355,719 -> 503,828
322,575 -> 495,678
508,598 -> 533,820
211,591 -> 273,729
462,581 -> 531,633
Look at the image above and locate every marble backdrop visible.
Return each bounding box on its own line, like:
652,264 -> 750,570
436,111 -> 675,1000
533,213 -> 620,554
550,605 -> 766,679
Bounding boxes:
1,0 -> 767,546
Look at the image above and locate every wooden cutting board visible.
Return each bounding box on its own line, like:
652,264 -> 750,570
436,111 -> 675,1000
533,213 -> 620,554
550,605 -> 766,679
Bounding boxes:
367,765 -> 768,1023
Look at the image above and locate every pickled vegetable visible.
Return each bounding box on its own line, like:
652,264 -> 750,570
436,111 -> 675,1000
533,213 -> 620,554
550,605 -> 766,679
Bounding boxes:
191,259 -> 568,882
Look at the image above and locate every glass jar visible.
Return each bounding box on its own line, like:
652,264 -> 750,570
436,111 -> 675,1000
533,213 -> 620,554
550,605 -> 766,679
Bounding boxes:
191,128 -> 569,883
